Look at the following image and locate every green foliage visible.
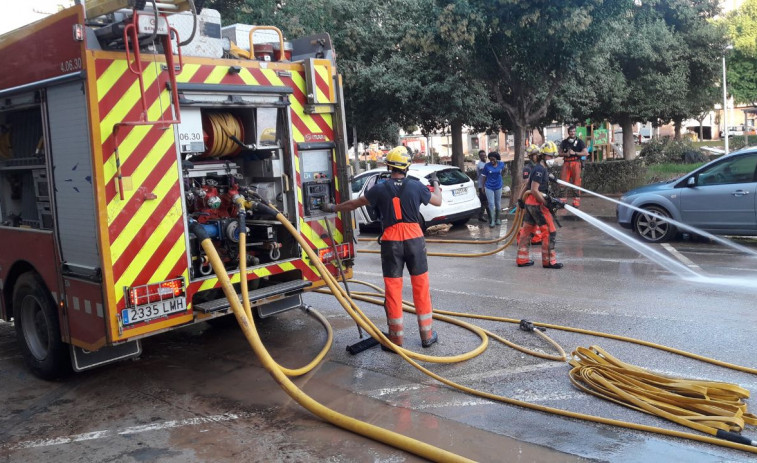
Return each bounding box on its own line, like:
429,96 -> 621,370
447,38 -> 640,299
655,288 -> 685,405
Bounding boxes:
583,159 -> 647,193
644,162 -> 705,184
721,0 -> 757,104
639,139 -> 705,164
580,0 -> 726,155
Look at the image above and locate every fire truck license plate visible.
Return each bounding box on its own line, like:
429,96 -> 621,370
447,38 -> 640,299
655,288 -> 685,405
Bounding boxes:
122,298 -> 186,325
452,187 -> 467,196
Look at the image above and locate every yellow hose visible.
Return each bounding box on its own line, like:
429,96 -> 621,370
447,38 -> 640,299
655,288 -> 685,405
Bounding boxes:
199,200 -> 757,459
205,113 -> 243,157
200,223 -> 473,461
357,207 -> 525,257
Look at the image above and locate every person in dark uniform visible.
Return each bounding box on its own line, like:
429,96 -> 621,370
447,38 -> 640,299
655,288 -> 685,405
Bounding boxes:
559,125 -> 588,208
321,146 -> 442,349
519,144 -> 543,245
515,141 -> 563,269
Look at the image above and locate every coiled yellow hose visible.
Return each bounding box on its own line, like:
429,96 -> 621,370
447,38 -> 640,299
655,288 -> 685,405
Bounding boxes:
202,200 -> 757,460
204,113 -> 243,157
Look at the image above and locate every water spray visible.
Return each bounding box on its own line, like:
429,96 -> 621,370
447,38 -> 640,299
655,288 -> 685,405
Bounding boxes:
556,179 -> 757,258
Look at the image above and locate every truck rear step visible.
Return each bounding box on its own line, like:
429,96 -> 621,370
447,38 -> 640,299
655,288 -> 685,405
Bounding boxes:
194,280 -> 312,318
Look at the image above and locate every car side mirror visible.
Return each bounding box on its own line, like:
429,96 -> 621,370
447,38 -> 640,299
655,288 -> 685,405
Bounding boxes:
687,177 -> 696,187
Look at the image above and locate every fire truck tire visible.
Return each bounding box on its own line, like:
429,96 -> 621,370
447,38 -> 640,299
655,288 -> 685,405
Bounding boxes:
13,272 -> 70,380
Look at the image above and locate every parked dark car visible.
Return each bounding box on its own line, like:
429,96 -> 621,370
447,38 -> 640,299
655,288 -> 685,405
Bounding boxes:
617,149 -> 757,243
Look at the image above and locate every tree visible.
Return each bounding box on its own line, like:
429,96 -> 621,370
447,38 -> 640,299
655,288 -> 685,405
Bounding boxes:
723,0 -> 757,105
439,0 -> 627,204
581,0 -> 724,155
209,0 -> 495,168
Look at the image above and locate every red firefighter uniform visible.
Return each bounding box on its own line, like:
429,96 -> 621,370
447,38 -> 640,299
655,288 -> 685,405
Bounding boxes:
559,127 -> 586,208
516,143 -> 563,269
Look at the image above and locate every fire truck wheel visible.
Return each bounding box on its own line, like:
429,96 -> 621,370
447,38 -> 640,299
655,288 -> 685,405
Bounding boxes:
13,272 -> 70,380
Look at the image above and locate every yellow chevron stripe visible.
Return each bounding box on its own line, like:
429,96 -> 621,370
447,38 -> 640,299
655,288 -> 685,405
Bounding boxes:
102,87 -> 173,186
109,162 -> 179,258
261,69 -> 286,87
197,263 -> 288,291
147,234 -> 188,285
106,129 -> 176,225
290,72 -> 322,134
99,62 -> 163,144
96,60 -> 129,101
238,68 -> 260,86
114,198 -> 183,303
290,120 -> 304,143
300,220 -> 328,249
254,267 -> 273,278
314,65 -> 331,104
175,63 -> 201,83
199,278 -> 217,292
279,262 -> 296,272
204,66 -> 229,84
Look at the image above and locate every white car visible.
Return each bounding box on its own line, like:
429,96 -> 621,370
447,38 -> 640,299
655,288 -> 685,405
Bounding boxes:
350,164 -> 481,231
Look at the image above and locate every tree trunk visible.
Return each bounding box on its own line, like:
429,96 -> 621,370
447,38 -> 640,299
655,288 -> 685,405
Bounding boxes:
621,119 -> 636,160
451,120 -> 464,169
510,125 -> 526,208
698,120 -> 704,141
352,124 -> 360,174
673,119 -> 682,140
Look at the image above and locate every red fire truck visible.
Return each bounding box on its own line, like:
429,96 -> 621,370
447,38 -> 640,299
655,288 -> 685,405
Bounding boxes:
0,0 -> 354,379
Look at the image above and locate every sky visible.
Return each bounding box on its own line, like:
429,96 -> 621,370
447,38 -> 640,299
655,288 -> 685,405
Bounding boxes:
0,1 -> 75,34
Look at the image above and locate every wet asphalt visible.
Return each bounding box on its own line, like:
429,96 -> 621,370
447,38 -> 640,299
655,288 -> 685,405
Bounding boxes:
1,211 -> 756,462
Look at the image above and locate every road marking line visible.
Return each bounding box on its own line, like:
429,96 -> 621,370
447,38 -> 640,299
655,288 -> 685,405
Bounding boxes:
661,243 -> 702,270
2,412 -> 254,450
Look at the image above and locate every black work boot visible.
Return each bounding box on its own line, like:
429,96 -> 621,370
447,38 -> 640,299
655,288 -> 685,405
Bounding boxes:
421,331 -> 438,348
543,262 -> 564,269
517,260 -> 535,267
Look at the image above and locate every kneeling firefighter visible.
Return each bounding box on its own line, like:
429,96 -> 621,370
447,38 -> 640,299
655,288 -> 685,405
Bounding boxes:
515,141 -> 564,269
321,146 -> 443,348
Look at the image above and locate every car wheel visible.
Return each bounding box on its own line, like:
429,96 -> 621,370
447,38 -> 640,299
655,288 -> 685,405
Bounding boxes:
633,206 -> 676,243
13,272 -> 70,380
451,218 -> 469,227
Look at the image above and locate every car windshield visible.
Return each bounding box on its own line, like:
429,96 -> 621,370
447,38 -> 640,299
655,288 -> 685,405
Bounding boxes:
351,174 -> 372,193
425,168 -> 469,186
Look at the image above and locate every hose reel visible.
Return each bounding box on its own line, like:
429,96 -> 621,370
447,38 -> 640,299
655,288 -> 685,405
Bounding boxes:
202,112 -> 246,158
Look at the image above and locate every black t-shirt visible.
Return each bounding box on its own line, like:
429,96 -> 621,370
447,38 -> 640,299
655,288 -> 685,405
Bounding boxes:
560,137 -> 586,158
527,164 -> 549,194
364,176 -> 431,229
522,160 -> 534,180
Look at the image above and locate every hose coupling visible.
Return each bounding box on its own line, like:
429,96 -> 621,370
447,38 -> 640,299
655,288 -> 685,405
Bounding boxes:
519,319 -> 545,332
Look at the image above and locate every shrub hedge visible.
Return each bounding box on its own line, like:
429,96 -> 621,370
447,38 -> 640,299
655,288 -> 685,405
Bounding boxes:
639,139 -> 707,164
580,159 -> 646,193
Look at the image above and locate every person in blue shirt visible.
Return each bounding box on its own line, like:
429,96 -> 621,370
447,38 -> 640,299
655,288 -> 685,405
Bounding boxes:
480,151 -> 505,228
475,150 -> 488,222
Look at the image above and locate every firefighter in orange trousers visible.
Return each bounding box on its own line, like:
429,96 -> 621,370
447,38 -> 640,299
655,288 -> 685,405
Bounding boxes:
321,146 -> 443,348
559,125 -> 587,208
518,144 -> 543,245
516,141 -> 563,269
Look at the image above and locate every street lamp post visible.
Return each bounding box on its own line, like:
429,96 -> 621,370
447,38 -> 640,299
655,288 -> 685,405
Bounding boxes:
722,45 -> 733,154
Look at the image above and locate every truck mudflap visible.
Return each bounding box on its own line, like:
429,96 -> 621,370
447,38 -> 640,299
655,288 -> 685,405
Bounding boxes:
193,279 -> 312,317
71,340 -> 141,372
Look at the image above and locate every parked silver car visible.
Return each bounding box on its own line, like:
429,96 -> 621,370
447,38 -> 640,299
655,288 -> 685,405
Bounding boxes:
617,149 -> 757,242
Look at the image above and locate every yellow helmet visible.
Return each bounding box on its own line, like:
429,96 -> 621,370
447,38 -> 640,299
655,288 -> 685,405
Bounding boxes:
540,141 -> 558,156
385,146 -> 411,170
525,144 -> 540,157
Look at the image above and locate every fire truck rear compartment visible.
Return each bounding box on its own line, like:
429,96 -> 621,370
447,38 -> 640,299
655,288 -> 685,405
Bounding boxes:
178,97 -> 316,319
